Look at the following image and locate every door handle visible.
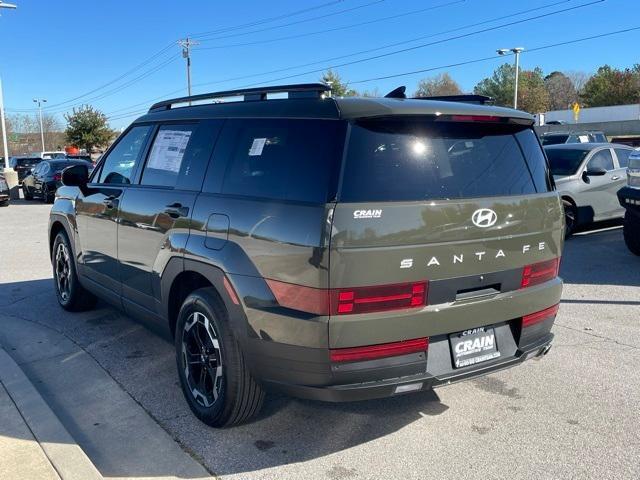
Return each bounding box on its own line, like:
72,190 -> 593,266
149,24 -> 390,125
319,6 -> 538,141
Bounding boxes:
164,203 -> 189,218
611,175 -> 621,181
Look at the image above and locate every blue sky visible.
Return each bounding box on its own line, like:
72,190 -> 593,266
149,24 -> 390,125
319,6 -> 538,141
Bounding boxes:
0,0 -> 638,129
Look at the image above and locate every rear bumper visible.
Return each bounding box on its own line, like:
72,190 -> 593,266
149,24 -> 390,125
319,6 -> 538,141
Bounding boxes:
618,186 -> 640,215
261,333 -> 553,402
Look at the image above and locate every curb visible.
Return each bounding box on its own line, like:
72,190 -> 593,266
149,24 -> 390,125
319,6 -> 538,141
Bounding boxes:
0,347 -> 103,480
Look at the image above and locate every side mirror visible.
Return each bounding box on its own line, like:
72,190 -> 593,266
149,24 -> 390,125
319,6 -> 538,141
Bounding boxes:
585,167 -> 607,176
61,164 -> 89,188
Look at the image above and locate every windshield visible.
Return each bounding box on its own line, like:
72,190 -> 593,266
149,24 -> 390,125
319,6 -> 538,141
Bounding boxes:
545,148 -> 590,176
541,134 -> 569,146
341,119 -> 549,202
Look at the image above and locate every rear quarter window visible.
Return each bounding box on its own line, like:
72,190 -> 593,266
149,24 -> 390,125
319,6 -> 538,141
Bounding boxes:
340,119 -> 541,202
220,119 -> 346,203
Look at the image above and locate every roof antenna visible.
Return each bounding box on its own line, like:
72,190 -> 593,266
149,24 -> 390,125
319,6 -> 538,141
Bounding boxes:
384,86 -> 406,99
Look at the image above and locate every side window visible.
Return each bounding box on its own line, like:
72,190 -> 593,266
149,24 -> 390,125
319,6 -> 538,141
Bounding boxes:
587,149 -> 614,171
41,163 -> 50,175
614,148 -> 631,168
220,119 -> 345,203
515,129 -> 551,192
141,124 -> 206,188
98,126 -> 152,184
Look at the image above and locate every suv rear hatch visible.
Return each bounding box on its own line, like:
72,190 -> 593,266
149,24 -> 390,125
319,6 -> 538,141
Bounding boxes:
329,116 -> 563,350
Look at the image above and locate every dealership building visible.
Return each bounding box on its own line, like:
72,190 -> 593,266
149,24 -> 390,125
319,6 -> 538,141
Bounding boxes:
535,103 -> 640,147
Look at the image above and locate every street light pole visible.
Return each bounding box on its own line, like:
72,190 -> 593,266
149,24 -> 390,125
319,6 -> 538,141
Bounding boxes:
497,47 -> 525,109
33,98 -> 47,152
0,77 -> 9,169
0,1 -> 17,169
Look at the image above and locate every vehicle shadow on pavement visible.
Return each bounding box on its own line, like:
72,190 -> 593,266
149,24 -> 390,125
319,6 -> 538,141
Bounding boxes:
561,224 -> 640,288
0,278 -> 450,477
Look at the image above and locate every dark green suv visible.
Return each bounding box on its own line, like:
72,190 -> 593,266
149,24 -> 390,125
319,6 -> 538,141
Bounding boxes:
49,84 -> 563,427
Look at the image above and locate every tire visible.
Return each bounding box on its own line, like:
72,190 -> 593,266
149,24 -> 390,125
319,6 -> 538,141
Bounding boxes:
563,199 -> 578,237
623,211 -> 640,256
175,287 -> 264,428
23,186 -> 33,200
43,185 -> 54,204
0,200 -> 8,207
52,231 -> 97,311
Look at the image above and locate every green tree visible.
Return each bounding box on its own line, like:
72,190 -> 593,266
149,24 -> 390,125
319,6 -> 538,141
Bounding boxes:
474,63 -> 549,113
320,69 -> 358,97
544,71 -> 577,110
579,65 -> 640,107
64,105 -> 115,151
414,72 -> 462,97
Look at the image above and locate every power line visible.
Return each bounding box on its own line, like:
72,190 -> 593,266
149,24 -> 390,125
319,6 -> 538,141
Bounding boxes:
192,0 -> 386,41
5,0 -> 347,112
196,0 -> 465,50
188,0 -> 345,38
189,0 -> 574,87
98,0 -> 598,120
232,0 -> 604,88
106,24 -> 640,124
349,25 -> 640,84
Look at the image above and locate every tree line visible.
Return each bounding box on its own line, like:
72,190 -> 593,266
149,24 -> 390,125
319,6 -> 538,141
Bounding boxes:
1,106 -> 116,156
322,63 -> 640,113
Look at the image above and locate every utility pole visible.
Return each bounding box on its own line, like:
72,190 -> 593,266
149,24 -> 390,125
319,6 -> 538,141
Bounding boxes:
178,38 -> 199,101
0,1 -> 17,169
33,98 -> 47,152
497,47 -> 525,109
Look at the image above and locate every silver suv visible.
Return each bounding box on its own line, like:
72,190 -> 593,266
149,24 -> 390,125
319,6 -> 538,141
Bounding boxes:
545,143 -> 633,234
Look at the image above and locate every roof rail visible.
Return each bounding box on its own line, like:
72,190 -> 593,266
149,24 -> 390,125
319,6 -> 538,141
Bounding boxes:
148,83 -> 331,112
414,94 -> 494,105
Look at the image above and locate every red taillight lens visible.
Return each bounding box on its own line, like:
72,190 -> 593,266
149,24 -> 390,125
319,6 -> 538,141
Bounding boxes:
330,337 -> 428,363
521,258 -> 560,288
522,304 -> 559,328
265,279 -> 428,316
450,115 -> 501,122
53,173 -> 62,182
332,281 -> 427,315
265,279 -> 330,316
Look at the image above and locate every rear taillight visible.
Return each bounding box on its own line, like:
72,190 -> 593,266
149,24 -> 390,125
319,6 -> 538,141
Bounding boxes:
521,258 -> 559,288
330,337 -> 428,363
265,279 -> 428,316
53,173 -> 62,182
332,282 -> 427,315
522,304 -> 559,328
450,114 -> 501,122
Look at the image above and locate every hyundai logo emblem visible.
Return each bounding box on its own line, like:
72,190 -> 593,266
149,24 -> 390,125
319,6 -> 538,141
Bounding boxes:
472,208 -> 498,228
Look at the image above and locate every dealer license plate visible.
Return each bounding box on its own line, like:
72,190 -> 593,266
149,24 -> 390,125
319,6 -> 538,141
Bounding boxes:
449,326 -> 500,368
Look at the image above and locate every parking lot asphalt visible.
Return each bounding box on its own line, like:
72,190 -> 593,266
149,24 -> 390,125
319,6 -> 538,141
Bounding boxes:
1,199 -> 639,480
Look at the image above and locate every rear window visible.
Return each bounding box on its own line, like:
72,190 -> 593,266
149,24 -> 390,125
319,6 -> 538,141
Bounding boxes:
220,119 -> 346,203
15,158 -> 41,168
545,148 -> 589,176
541,134 -> 569,146
340,119 -> 547,202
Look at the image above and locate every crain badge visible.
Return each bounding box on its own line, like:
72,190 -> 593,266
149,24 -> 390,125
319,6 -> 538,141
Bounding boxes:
353,209 -> 382,219
471,208 -> 498,228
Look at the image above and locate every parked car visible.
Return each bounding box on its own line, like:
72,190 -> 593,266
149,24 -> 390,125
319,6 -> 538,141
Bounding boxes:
540,131 -> 607,146
617,150 -> 640,255
23,159 -> 93,203
50,84 -> 563,427
65,154 -> 93,163
9,156 -> 43,184
545,143 -> 633,234
0,173 -> 9,206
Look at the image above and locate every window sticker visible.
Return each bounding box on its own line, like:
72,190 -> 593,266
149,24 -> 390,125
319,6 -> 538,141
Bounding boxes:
249,138 -> 267,156
147,130 -> 192,173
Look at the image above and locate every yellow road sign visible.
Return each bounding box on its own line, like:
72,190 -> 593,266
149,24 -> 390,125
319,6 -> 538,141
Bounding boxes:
573,102 -> 580,122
